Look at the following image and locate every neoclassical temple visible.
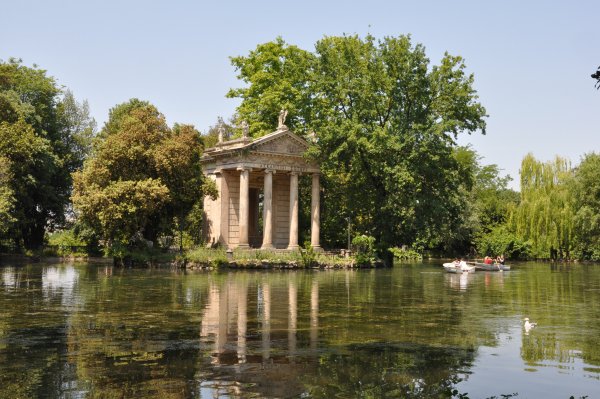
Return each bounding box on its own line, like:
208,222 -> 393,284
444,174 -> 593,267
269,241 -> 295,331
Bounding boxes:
201,120 -> 321,250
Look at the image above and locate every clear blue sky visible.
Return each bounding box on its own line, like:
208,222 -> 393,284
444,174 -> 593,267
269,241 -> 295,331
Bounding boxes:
2,0 -> 598,189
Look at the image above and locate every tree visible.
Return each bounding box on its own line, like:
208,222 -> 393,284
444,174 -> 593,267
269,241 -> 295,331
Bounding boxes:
227,37 -> 316,137
0,59 -> 96,250
72,99 -> 212,249
202,116 -> 236,148
511,154 -> 574,259
228,35 -> 487,253
57,89 -> 96,170
570,153 -> 600,260
0,156 -> 15,236
592,66 -> 600,89
432,145 -> 519,256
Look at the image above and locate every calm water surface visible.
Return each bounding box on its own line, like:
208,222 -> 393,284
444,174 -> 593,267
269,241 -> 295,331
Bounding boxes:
0,260 -> 599,398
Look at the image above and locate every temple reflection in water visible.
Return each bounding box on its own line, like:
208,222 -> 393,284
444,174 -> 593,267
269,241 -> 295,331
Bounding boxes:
196,273 -> 323,397
199,274 -> 320,365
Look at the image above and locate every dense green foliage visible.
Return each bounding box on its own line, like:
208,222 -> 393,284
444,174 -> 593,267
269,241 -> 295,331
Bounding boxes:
72,99 -> 215,251
228,35 -> 487,254
45,228 -> 91,257
352,234 -> 376,264
511,154 -> 574,259
2,51 -> 598,262
0,59 -> 95,250
570,153 -> 600,260
485,152 -> 600,261
389,246 -> 423,260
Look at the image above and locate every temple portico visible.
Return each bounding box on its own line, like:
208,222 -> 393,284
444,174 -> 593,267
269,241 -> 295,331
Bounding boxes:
202,124 -> 321,250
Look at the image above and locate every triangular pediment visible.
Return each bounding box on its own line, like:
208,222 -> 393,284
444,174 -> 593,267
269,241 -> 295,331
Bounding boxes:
249,130 -> 309,156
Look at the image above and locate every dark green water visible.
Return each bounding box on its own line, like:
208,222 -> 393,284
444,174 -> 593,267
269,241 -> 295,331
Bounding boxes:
0,260 -> 599,398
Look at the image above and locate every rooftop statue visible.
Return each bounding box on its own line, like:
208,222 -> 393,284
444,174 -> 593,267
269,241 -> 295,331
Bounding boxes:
277,109 -> 288,129
241,120 -> 249,138
217,125 -> 224,143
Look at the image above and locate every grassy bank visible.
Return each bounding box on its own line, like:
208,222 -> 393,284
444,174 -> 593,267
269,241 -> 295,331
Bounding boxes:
2,246 -> 380,269
184,247 -> 370,269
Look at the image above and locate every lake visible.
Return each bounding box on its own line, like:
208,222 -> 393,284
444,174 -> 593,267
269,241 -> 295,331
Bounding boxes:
0,260 -> 598,398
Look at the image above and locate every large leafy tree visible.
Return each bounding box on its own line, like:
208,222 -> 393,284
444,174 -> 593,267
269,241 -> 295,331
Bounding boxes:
228,35 -> 487,252
72,99 -> 212,248
511,154 -> 574,259
0,156 -> 16,236
570,153 -> 600,260
438,146 -> 517,255
227,37 -> 316,136
0,59 -> 95,249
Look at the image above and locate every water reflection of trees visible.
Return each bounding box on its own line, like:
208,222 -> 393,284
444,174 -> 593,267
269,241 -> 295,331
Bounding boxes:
0,264 -> 79,398
513,264 -> 600,367
1,262 -> 600,397
301,343 -> 474,398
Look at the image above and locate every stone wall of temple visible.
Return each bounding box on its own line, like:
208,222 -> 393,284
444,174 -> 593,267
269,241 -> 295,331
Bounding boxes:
273,174 -> 290,248
225,170 -> 240,246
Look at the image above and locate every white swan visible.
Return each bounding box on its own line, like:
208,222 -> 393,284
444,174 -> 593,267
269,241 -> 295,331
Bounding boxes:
524,317 -> 537,332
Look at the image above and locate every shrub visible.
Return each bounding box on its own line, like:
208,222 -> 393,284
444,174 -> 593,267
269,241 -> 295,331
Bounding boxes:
352,234 -> 376,265
389,247 -> 423,261
299,244 -> 317,268
475,225 -> 531,260
46,229 -> 89,257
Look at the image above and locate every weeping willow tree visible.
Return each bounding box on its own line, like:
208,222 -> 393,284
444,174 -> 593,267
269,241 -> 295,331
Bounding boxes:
511,154 -> 574,259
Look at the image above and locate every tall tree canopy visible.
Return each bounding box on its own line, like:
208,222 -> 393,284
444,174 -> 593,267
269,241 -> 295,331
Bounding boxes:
511,154 -> 574,259
570,153 -> 600,260
72,99 -> 213,248
0,59 -> 95,249
441,146 -> 518,255
228,35 -> 487,251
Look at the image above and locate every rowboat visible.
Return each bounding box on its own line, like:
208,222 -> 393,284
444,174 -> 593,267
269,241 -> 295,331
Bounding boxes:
470,262 -> 511,271
442,262 -> 476,273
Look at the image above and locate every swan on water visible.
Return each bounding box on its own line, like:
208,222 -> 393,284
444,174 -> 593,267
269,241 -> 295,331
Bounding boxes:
524,317 -> 537,332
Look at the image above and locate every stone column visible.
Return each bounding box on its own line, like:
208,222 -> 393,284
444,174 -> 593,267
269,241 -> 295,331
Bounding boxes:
311,173 -> 322,250
237,281 -> 247,364
310,279 -> 319,352
217,283 -> 228,358
262,282 -> 271,361
238,167 -> 250,248
288,172 -> 299,250
261,169 -> 274,249
288,277 -> 297,358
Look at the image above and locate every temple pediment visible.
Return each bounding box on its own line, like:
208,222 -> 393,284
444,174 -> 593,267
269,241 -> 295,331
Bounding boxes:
202,128 -> 317,172
250,131 -> 308,156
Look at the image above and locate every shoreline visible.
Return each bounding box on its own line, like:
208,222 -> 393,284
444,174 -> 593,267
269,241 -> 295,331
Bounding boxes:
0,252 -> 385,269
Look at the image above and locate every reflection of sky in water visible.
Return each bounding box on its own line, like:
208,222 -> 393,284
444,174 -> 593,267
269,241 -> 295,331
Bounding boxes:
459,321 -> 599,398
42,265 -> 80,307
2,267 -> 18,290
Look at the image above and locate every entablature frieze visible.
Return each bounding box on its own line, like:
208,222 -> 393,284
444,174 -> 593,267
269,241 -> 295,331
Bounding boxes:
204,160 -> 319,175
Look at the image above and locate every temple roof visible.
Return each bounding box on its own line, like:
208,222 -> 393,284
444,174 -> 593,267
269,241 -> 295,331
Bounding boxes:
201,127 -> 319,174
